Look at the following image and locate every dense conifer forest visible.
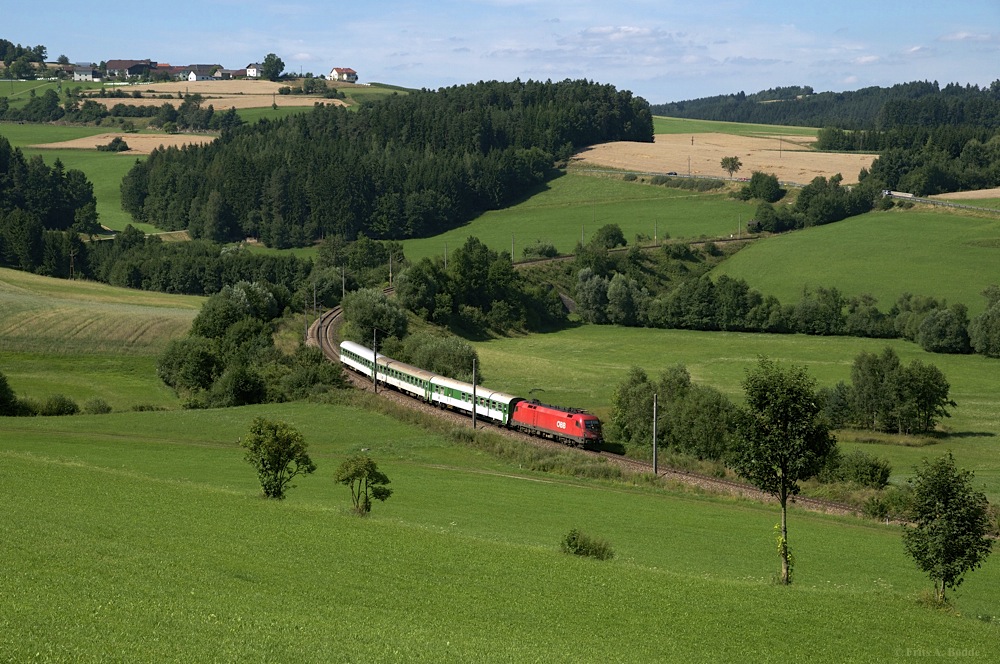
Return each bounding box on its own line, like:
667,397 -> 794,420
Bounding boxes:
119,79 -> 653,247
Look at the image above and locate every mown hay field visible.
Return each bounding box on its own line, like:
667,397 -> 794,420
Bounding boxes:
0,268 -> 201,406
575,132 -> 877,185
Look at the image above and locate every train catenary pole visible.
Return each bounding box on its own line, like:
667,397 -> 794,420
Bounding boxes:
372,328 -> 377,394
472,359 -> 477,430
652,392 -> 658,475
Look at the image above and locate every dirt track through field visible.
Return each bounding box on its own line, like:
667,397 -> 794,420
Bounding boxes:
574,133 -> 878,185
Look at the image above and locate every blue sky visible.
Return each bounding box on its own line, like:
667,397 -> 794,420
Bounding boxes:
6,0 -> 999,103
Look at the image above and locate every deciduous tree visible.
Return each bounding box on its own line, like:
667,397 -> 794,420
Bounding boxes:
260,53 -> 285,81
730,357 -> 837,584
240,418 -> 316,499
334,455 -> 393,514
720,156 -> 742,178
903,453 -> 993,602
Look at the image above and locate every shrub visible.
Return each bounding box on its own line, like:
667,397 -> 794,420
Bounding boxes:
97,136 -> 129,152
838,450 -> 892,489
38,394 -> 79,416
82,398 -> 112,415
561,528 -> 615,560
522,241 -> 558,259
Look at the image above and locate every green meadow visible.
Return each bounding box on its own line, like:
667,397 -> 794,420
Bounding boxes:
653,115 -> 819,137
712,208 -> 1000,316
2,403 -> 998,661
402,172 -> 751,262
1,123 -> 150,232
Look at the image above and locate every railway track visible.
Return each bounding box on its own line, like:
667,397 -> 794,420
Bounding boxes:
307,299 -> 860,518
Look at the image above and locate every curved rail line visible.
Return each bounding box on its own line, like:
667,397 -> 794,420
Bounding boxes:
307,297 -> 860,517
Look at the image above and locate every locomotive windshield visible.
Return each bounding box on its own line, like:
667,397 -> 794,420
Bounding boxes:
585,419 -> 601,431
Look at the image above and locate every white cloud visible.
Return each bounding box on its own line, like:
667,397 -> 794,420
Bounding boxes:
939,31 -> 993,42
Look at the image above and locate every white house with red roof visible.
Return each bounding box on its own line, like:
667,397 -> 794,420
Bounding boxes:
329,67 -> 358,83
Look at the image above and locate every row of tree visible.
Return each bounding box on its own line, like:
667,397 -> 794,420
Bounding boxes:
573,240 -> 1000,361
119,79 -> 653,245
652,80 -> 1000,131
609,347 -> 955,462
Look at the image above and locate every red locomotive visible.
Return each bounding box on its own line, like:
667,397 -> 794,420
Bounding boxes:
511,400 -> 602,447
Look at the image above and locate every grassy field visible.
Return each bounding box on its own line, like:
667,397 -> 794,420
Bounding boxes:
402,172 -> 751,262
2,402 -> 998,661
711,207 -> 1000,316
1,123 -> 151,233
0,268 -> 201,408
471,324 -> 1000,501
653,115 -> 818,137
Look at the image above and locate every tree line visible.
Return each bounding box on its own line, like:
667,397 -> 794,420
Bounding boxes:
119,79 -> 653,246
566,225 -> 1000,361
651,80 -> 1000,131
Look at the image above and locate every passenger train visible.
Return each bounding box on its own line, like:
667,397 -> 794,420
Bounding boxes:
339,340 -> 603,447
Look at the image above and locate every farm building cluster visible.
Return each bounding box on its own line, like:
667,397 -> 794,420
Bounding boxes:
69,59 -> 357,84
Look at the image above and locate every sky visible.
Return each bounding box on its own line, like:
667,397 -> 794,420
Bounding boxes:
6,0 -> 999,103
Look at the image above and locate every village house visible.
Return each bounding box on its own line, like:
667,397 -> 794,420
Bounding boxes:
105,59 -> 156,78
246,63 -> 262,79
73,66 -> 100,82
329,67 -> 358,83
180,64 -> 221,81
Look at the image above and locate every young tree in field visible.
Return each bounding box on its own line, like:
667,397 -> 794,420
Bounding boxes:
902,453 -> 993,603
730,357 -> 837,584
335,455 -> 393,514
720,156 -> 742,178
240,418 -> 316,499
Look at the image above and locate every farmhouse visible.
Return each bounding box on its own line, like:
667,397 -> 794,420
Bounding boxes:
73,66 -> 100,82
246,63 -> 262,79
105,59 -> 156,78
330,67 -> 358,83
181,64 -> 221,81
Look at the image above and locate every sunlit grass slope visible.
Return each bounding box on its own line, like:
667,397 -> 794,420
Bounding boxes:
711,208 -> 1000,316
402,173 -> 751,262
653,116 -> 819,137
0,268 -> 201,407
2,402 -> 997,661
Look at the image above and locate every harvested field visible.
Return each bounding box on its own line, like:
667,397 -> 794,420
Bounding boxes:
574,132 -> 877,185
79,80 -> 348,110
29,132 -> 217,155
932,187 -> 1000,200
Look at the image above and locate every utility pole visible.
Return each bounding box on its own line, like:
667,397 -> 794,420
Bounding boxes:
444,242 -> 448,269
511,234 -> 514,262
471,359 -> 477,430
372,328 -> 378,394
652,392 -> 658,475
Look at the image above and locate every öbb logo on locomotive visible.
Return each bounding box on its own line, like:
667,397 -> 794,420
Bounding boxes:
339,340 -> 602,447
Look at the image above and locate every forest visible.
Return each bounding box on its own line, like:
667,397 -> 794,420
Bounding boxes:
119,79 -> 653,247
